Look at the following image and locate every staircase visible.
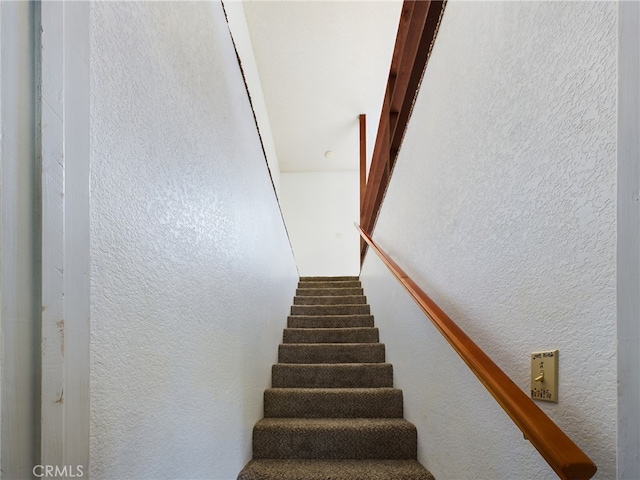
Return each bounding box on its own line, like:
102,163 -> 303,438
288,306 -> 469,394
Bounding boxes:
238,276 -> 434,479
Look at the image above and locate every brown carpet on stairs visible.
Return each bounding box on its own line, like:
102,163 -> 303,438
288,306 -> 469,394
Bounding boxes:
237,276 -> 434,480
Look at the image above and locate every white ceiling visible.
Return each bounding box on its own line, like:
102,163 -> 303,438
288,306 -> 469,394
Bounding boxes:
241,0 -> 402,173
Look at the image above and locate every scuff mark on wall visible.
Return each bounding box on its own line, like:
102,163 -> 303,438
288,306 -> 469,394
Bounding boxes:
56,319 -> 64,356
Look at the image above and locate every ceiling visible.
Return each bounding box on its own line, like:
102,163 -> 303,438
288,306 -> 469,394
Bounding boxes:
241,0 -> 402,173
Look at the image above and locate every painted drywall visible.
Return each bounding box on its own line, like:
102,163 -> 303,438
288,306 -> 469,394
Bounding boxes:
617,2 -> 640,478
0,2 -> 41,477
241,0 -> 401,174
90,2 -> 298,478
222,0 -> 282,195
280,171 -> 359,276
361,2 -> 617,479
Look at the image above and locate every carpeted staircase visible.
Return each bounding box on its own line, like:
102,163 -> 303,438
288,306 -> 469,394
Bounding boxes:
237,276 -> 434,479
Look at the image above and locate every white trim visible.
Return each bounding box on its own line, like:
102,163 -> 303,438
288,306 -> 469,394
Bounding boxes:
62,2 -> 90,470
40,2 -> 65,465
1,2 -> 40,476
40,0 -> 90,471
617,2 -> 640,478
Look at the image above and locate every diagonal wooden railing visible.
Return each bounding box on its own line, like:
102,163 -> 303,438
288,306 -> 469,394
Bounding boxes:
356,225 -> 597,480
360,0 -> 446,264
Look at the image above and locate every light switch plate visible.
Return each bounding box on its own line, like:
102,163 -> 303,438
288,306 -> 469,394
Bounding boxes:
530,350 -> 558,403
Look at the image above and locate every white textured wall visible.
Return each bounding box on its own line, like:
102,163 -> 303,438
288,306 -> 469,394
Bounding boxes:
90,2 -> 298,478
361,2 -> 617,479
280,171 -> 359,276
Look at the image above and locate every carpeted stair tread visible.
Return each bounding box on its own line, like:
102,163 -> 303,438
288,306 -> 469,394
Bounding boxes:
264,388 -> 403,418
287,314 -> 374,328
283,327 -> 379,344
252,418 -> 417,459
291,304 -> 370,316
297,280 -> 361,289
300,276 -> 359,282
294,295 -> 367,305
238,459 -> 435,480
272,363 -> 393,388
278,343 -> 385,363
296,287 -> 364,296
238,276 -> 434,479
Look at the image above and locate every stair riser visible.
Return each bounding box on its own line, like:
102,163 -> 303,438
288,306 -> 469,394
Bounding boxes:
278,344 -> 385,364
291,305 -> 370,316
253,423 -> 417,459
264,389 -> 403,418
238,459 -> 435,480
288,315 -> 374,329
300,276 -> 359,282
296,287 -> 364,296
283,328 -> 379,344
272,364 -> 393,388
298,281 -> 361,289
294,296 -> 367,305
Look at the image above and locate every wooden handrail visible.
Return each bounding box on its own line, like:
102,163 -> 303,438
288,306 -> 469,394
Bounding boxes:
356,225 -> 597,480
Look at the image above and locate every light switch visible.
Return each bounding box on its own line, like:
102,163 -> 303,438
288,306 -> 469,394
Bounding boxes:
530,350 -> 558,403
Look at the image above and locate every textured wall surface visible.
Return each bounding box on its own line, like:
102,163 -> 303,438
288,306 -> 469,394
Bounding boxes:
280,171 -> 360,276
90,2 -> 298,478
361,2 -> 617,479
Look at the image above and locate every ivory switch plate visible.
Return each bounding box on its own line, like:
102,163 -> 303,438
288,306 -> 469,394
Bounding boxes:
530,350 -> 558,403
